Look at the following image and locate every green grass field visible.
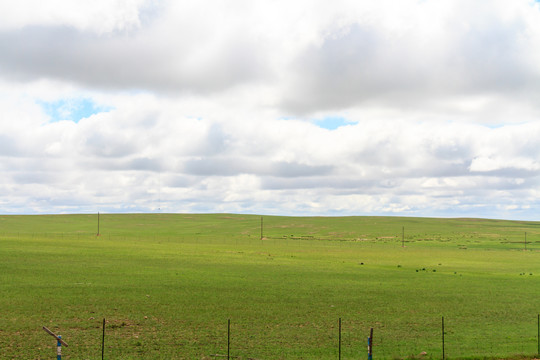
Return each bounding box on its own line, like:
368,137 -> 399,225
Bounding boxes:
1,214 -> 540,359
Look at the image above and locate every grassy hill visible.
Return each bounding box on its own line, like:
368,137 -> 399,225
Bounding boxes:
1,214 -> 539,359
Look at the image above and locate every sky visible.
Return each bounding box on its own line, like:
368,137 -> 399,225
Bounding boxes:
1,0 -> 540,219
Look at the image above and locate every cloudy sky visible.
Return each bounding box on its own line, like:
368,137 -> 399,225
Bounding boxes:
1,0 -> 540,219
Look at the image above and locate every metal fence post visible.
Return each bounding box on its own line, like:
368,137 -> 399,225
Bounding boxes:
102,318 -> 106,360
442,316 -> 445,360
338,318 -> 342,360
368,328 -> 373,360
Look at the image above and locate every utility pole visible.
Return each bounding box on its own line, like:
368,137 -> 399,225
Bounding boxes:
260,217 -> 263,241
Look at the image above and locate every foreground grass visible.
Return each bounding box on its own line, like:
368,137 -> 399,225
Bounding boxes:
1,214 -> 540,359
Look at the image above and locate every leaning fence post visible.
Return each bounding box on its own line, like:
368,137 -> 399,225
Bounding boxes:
43,326 -> 68,360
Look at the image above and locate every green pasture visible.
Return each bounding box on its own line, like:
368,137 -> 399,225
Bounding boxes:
1,214 -> 540,359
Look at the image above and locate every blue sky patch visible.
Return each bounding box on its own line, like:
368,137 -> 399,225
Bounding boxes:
39,98 -> 113,123
314,116 -> 350,130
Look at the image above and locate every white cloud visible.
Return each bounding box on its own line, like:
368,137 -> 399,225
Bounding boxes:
1,1 -> 540,219
0,0 -> 151,33
282,1 -> 540,118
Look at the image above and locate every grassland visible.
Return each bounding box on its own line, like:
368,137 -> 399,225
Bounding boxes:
1,214 -> 540,359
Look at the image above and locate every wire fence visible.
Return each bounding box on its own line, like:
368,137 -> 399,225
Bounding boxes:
29,315 -> 540,359
3,231 -> 540,252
